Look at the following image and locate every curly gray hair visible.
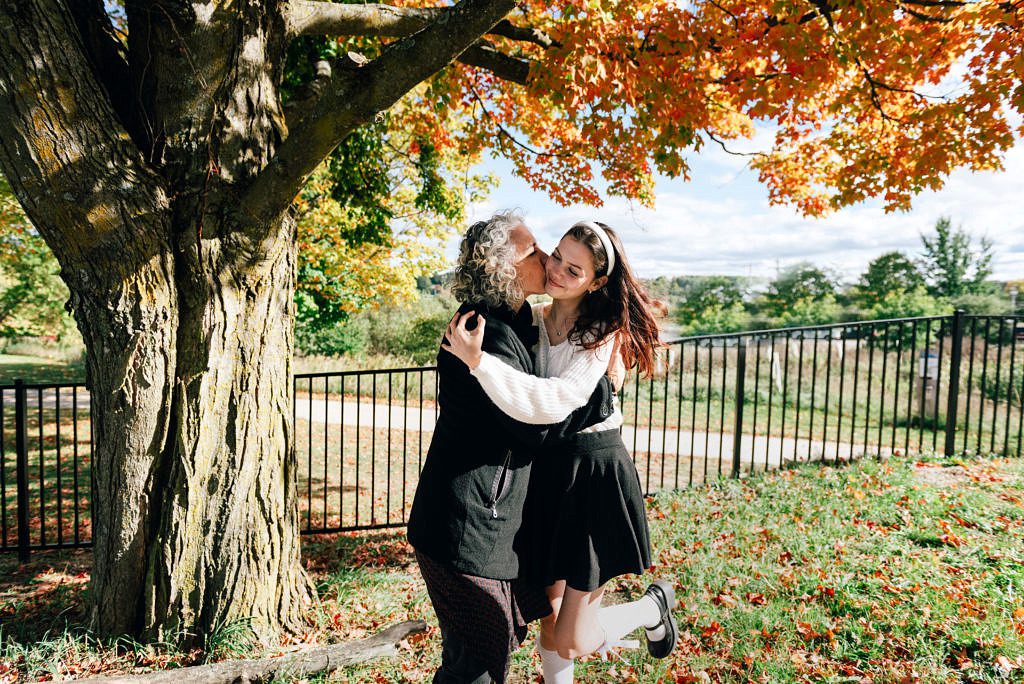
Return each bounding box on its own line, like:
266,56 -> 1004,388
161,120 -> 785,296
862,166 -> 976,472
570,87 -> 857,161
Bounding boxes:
449,210 -> 525,309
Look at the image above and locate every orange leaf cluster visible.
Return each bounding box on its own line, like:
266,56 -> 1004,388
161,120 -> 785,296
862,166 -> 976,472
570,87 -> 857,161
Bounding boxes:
423,1 -> 1022,214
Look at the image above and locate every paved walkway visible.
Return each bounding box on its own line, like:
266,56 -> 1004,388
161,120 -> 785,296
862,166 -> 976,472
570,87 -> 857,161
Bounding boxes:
0,386 -> 91,410
294,397 -> 888,472
3,391 -> 898,472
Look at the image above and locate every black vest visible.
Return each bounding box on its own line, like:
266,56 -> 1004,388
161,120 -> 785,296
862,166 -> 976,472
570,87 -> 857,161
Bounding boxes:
406,301 -> 614,579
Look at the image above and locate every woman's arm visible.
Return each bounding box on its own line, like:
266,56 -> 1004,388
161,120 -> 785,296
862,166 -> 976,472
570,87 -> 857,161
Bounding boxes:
442,311 -> 613,424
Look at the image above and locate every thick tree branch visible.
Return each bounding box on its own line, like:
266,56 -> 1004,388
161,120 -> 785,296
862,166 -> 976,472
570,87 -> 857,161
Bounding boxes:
283,58 -> 334,126
287,1 -> 442,37
460,41 -> 530,84
285,1 -> 537,83
244,0 -> 517,223
77,621 -> 428,683
490,19 -> 560,49
286,1 -> 560,49
0,0 -> 170,283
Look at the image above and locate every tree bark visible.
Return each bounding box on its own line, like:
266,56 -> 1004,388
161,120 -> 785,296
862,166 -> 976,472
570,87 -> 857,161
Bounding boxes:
140,211 -> 315,642
0,0 -> 177,638
0,0 -> 313,642
78,210 -> 315,642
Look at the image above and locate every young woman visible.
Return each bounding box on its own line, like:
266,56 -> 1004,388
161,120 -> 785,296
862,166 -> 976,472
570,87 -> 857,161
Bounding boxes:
442,221 -> 679,681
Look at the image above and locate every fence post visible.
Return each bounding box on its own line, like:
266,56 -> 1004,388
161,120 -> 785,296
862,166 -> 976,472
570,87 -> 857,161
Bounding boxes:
15,378 -> 30,563
732,337 -> 747,478
944,310 -> 965,457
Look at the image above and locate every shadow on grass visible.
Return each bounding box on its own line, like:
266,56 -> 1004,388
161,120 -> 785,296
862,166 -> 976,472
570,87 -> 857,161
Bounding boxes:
0,355 -> 85,385
0,548 -> 91,644
0,528 -> 414,649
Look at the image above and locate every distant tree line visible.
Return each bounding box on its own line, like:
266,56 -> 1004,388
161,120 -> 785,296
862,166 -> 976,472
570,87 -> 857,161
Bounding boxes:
2,199 -> 1018,359
651,217 -> 1017,337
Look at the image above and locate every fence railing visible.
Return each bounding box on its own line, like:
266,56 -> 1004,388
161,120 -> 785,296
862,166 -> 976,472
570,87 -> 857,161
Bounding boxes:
3,311 -> 1022,558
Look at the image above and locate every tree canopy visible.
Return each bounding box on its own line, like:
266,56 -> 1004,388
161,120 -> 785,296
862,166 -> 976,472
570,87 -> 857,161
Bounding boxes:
389,0 -> 1023,214
265,0 -> 1024,219
919,216 -> 995,299
857,251 -> 927,309
673,275 -> 751,335
763,262 -> 838,311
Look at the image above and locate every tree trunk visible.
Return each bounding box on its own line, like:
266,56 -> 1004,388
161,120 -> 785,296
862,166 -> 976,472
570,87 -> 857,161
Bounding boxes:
72,246 -> 180,638
146,211 -> 315,642
0,0 -> 313,641
1,0 -> 515,645
0,2 -> 313,643
80,210 -> 314,642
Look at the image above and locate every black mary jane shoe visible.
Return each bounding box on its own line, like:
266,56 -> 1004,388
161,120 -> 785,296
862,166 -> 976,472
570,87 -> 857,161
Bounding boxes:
643,579 -> 679,659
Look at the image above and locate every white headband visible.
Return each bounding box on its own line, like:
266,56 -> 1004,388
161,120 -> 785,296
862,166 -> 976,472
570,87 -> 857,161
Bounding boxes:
575,221 -> 616,276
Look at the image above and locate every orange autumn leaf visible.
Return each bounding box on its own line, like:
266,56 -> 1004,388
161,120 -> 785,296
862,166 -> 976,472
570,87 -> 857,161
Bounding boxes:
713,592 -> 738,608
795,621 -> 819,641
416,1 -> 1023,215
701,620 -> 723,639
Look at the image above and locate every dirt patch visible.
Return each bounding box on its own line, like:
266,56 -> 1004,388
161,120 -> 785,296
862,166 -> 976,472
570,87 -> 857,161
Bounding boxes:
911,463 -> 970,488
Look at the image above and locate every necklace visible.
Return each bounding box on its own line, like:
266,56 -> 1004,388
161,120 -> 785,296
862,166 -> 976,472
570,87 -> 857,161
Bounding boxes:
548,310 -> 576,341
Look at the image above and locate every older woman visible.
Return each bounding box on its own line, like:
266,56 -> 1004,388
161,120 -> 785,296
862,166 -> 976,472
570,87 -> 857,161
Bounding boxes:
407,211 -> 616,684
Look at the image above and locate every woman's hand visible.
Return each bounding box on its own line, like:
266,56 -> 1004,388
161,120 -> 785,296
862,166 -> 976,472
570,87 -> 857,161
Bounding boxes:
441,310 -> 486,370
607,332 -> 626,391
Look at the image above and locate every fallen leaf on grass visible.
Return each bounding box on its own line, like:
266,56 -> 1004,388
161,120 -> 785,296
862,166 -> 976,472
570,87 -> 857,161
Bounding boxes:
701,621 -> 722,639
712,593 -> 737,608
795,622 -> 819,641
994,655 -> 1016,674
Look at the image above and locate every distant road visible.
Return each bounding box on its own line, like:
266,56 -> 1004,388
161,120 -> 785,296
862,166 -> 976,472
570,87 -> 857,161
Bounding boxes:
294,397 -> 881,474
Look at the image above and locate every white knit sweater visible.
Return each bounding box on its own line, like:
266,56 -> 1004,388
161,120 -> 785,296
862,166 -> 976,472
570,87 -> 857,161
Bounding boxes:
469,303 -> 622,430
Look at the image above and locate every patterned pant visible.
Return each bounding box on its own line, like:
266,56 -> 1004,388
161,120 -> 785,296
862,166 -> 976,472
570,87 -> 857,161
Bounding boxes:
415,550 -> 551,683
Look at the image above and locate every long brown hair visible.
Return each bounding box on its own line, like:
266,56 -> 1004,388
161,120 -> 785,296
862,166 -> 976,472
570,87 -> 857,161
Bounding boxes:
565,221 -> 662,377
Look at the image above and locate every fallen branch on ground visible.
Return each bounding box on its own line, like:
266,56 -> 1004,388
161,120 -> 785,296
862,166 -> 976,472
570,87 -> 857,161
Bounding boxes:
68,620 -> 428,684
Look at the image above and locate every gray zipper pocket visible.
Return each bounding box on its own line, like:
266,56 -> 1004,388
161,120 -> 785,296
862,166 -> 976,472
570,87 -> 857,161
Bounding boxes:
487,450 -> 513,519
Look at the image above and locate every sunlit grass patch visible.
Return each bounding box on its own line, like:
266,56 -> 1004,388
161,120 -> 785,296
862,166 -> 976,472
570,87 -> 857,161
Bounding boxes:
639,455 -> 1024,683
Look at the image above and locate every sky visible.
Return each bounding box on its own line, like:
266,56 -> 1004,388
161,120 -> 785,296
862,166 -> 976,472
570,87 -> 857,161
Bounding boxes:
459,135 -> 1024,286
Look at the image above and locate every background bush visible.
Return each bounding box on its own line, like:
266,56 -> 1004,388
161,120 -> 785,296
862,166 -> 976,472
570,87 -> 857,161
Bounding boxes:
296,292 -> 458,364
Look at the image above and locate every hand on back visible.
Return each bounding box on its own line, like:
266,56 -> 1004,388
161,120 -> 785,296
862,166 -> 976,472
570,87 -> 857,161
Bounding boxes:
441,310 -> 486,370
607,332 -> 626,391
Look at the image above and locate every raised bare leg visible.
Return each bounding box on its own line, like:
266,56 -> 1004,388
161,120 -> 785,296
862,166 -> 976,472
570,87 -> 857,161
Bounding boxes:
551,584 -> 606,659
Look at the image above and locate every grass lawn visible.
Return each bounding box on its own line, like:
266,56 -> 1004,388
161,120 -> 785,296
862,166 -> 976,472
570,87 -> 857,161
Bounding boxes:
0,355 -> 85,385
2,453 -> 1023,682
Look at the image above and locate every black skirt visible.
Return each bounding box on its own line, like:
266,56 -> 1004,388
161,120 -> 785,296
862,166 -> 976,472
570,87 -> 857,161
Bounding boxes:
518,429 -> 652,592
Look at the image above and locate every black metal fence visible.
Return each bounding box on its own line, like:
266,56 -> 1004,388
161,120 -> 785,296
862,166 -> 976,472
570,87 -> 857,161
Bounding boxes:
3,311 -> 1022,558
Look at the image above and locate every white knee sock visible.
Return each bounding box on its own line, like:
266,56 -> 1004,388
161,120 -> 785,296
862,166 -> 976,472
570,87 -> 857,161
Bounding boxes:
597,595 -> 666,643
538,642 -> 574,684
